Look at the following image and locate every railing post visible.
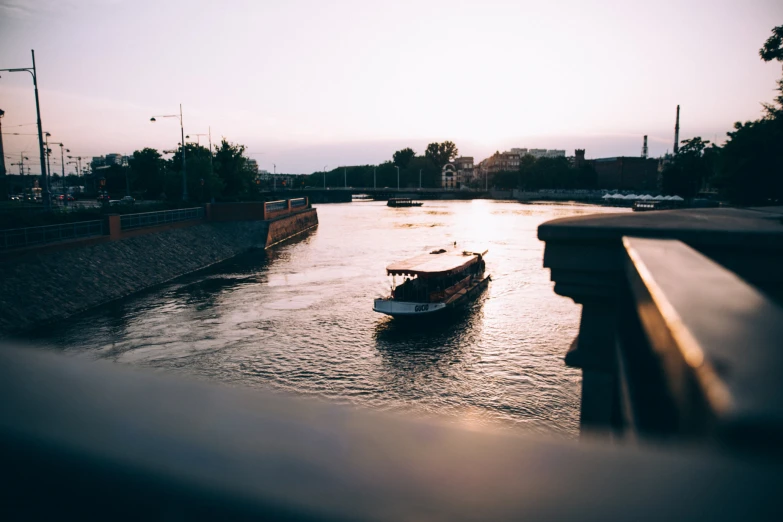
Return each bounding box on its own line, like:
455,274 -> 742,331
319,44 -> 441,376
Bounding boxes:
108,214 -> 122,240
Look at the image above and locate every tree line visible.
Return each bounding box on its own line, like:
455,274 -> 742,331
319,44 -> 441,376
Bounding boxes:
91,138 -> 260,201
304,141 -> 460,189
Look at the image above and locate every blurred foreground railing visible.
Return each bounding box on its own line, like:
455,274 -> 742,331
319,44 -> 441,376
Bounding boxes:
538,207 -> 783,449
119,207 -> 204,231
0,220 -> 104,251
0,344 -> 779,520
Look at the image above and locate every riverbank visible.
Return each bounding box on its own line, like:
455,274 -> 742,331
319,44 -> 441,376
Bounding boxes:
0,208 -> 317,336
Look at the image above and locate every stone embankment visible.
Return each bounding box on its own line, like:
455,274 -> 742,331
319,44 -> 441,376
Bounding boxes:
0,205 -> 317,336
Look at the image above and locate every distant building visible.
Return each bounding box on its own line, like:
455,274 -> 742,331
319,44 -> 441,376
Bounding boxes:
441,163 -> 458,188
508,148 -> 565,159
479,151 -> 520,174
573,149 -> 586,168
591,156 -> 660,191
454,156 -> 474,183
247,159 -> 259,173
104,153 -> 123,166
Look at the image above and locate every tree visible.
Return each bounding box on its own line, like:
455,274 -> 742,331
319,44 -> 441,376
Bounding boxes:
392,148 -> 415,169
661,137 -> 712,198
760,25 -> 783,63
129,148 -> 163,198
711,25 -> 783,205
214,139 -> 254,199
424,141 -> 459,169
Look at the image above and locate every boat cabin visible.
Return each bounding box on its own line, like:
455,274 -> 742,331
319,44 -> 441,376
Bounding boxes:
385,248 -> 487,304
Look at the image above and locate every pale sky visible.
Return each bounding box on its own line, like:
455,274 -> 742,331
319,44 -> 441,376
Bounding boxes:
1,0 -> 782,174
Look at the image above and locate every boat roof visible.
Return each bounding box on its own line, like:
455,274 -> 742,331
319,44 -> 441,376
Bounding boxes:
386,247 -> 487,278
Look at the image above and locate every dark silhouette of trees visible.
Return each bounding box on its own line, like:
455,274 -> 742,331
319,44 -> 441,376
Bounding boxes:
425,141 -> 459,169
661,137 -> 713,198
710,25 -> 783,205
760,25 -> 783,63
129,148 -> 163,198
392,148 -> 415,169
214,139 -> 254,199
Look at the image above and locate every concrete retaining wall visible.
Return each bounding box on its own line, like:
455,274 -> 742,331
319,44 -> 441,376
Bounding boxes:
0,209 -> 318,336
266,208 -> 318,247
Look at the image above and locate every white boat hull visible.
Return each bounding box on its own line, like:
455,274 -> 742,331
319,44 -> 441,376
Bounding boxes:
373,299 -> 447,316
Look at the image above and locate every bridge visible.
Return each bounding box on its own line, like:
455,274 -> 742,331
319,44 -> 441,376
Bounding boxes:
266,187 -> 490,203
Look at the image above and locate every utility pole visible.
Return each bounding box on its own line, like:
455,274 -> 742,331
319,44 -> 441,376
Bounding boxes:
0,109 -> 6,177
323,165 -> 327,188
44,132 -> 52,198
1,50 -> 50,208
59,143 -> 67,205
208,126 -> 213,175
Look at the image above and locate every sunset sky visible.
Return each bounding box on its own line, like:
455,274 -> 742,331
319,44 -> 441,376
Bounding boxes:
1,0 -> 782,174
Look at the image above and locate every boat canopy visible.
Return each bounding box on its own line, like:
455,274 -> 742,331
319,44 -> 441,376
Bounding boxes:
386,248 -> 487,278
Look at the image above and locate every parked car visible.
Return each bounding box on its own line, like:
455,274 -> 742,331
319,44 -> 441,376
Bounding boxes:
97,194 -> 110,203
9,195 -> 21,202
120,196 -> 135,204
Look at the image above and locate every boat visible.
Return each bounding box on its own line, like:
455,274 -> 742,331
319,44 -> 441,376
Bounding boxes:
373,245 -> 490,317
387,197 -> 423,207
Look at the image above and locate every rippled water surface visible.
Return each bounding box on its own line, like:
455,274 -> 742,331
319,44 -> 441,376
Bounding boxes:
29,201 -> 627,437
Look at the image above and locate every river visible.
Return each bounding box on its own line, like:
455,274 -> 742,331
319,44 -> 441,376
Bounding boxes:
28,200 -> 628,438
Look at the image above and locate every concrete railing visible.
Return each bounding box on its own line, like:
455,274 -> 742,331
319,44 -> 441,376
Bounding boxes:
0,220 -> 105,251
119,207 -> 204,231
538,207 -> 783,447
1,344 -> 780,520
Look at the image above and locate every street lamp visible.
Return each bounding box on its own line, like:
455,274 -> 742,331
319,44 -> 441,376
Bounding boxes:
150,104 -> 187,201
0,50 -> 50,209
67,155 -> 84,184
50,142 -> 69,204
44,132 -> 51,193
323,165 -> 328,189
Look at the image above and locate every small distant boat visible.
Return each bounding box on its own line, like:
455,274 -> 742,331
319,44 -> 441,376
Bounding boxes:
373,245 -> 490,317
387,197 -> 423,207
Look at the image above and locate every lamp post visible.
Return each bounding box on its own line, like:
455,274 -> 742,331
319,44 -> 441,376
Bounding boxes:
395,166 -> 399,190
51,142 -> 69,205
0,50 -> 50,209
44,132 -> 51,196
323,165 -> 327,189
67,155 -> 84,185
151,104 -> 187,201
